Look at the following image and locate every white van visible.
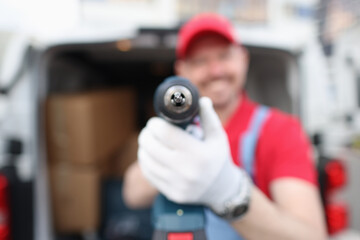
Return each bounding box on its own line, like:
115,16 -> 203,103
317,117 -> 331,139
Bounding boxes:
0,22 -> 359,240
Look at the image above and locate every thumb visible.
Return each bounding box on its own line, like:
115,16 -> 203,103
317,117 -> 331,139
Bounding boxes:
199,97 -> 224,139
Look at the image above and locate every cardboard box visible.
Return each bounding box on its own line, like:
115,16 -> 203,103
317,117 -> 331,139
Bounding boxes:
46,89 -> 137,166
102,132 -> 139,178
48,163 -> 100,233
117,132 -> 139,176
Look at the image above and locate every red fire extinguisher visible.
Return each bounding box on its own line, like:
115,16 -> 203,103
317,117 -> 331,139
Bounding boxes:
0,175 -> 10,240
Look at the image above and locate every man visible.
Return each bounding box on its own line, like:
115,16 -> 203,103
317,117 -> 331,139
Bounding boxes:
123,13 -> 327,239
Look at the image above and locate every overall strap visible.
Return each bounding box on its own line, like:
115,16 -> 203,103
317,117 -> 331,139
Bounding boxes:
205,105 -> 270,240
240,106 -> 270,180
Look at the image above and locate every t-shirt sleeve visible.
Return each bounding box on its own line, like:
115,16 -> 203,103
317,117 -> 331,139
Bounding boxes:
265,114 -> 318,186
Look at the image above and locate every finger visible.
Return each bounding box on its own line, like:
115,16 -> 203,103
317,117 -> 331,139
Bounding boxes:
146,117 -> 201,149
138,149 -> 179,197
199,97 -> 224,139
138,127 -> 175,166
138,148 -> 173,184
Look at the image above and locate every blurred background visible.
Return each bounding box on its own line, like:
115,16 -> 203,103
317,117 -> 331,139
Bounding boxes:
0,0 -> 360,239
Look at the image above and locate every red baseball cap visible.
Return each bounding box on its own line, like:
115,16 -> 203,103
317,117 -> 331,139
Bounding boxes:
176,13 -> 237,59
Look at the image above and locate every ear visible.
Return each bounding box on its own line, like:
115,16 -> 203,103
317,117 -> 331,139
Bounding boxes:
239,45 -> 249,66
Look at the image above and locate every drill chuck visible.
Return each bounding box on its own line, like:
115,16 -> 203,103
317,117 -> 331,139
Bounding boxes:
154,76 -> 199,125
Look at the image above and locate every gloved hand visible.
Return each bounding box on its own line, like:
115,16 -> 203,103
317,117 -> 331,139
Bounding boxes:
138,97 -> 251,215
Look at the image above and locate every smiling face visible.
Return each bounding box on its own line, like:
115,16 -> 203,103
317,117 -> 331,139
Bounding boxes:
175,33 -> 248,110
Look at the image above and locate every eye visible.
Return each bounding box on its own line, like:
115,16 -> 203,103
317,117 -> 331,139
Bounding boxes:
189,57 -> 206,67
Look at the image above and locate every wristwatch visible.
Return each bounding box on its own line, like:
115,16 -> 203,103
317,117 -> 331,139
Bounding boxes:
216,170 -> 252,221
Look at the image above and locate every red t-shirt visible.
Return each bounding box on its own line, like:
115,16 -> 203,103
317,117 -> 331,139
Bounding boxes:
224,94 -> 317,198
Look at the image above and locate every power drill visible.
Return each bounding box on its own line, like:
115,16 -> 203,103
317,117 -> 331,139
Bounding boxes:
152,76 -> 207,240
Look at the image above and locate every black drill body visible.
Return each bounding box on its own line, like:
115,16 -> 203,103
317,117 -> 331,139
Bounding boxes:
152,76 -> 207,240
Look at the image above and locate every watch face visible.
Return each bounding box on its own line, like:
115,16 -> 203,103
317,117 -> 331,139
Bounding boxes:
232,205 -> 248,218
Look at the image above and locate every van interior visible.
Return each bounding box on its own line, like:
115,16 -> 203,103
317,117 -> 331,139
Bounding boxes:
46,42 -> 295,117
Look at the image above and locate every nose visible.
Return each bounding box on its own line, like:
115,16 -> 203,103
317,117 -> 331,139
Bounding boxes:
208,58 -> 224,78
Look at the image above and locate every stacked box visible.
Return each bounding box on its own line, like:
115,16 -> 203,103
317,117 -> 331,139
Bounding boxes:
102,132 -> 139,178
48,164 -> 100,232
46,88 -> 136,233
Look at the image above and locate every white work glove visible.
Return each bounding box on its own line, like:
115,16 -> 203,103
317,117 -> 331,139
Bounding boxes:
138,97 -> 251,215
